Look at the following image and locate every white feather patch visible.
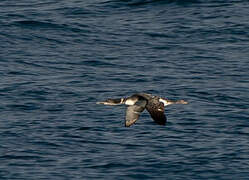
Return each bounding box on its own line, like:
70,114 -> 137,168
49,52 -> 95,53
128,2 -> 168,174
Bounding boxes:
159,98 -> 172,106
125,99 -> 136,106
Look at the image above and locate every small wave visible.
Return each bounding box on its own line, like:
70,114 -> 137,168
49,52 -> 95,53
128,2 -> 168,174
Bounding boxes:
78,126 -> 92,130
14,20 -> 61,29
7,103 -> 40,111
102,0 -> 201,8
13,20 -> 85,34
0,154 -> 41,160
82,60 -> 118,67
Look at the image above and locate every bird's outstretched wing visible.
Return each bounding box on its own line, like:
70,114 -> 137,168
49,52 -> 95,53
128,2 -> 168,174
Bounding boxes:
125,99 -> 147,127
146,101 -> 167,125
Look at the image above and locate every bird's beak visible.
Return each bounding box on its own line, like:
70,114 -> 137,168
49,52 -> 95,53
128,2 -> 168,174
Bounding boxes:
96,101 -> 105,105
178,100 -> 188,104
96,101 -> 121,106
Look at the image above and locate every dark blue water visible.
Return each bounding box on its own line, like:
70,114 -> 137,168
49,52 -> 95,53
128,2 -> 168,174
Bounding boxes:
1,0 -> 249,179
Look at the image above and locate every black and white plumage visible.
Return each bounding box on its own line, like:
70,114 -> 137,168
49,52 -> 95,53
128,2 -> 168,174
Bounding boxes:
97,93 -> 188,127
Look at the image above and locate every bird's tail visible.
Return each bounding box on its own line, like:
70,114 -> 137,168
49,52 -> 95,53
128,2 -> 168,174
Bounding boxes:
167,99 -> 188,105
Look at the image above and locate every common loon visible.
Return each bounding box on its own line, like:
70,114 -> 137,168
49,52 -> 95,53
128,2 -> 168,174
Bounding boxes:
97,93 -> 188,127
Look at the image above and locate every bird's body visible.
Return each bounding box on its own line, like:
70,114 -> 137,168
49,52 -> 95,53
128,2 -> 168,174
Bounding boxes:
97,93 -> 187,127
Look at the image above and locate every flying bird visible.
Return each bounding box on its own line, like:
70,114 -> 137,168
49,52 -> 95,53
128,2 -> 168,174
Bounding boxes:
97,93 -> 188,127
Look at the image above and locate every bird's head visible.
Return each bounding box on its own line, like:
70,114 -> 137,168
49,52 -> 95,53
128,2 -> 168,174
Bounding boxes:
96,98 -> 124,105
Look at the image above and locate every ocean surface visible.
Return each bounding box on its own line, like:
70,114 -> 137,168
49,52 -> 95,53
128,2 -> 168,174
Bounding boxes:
1,0 -> 249,179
